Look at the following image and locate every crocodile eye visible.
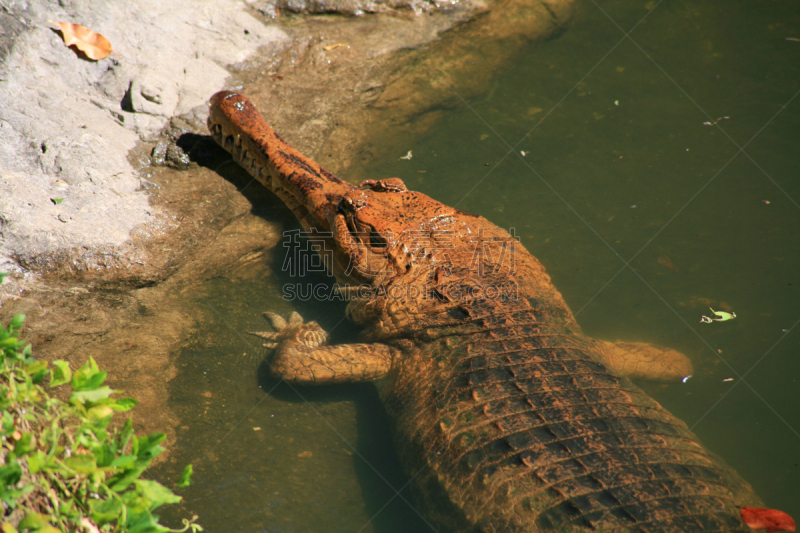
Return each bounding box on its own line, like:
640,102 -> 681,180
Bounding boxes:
338,196 -> 366,214
369,230 -> 387,249
338,197 -> 355,214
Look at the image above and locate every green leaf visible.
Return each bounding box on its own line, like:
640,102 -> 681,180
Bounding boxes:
0,272 -> 8,285
64,454 -> 98,474
0,337 -> 21,348
111,397 -> 138,411
25,361 -> 47,375
18,513 -> 50,529
110,454 -> 136,468
51,198 -> 64,204
9,314 -> 25,330
88,404 -> 115,420
49,360 -> 72,387
135,479 -> 181,510
109,465 -> 146,492
74,370 -> 108,391
72,386 -> 114,404
0,483 -> 34,507
89,497 -> 123,526
177,464 -> 193,488
30,369 -> 48,385
12,432 -> 35,457
25,360 -> 49,384
71,357 -> 100,390
118,417 -> 134,452
0,461 -> 22,488
136,433 -> 167,460
126,512 -> 169,533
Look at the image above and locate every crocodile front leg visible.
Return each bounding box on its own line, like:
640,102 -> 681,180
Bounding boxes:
251,312 -> 397,384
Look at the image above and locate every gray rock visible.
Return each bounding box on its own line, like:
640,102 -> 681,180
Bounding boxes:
129,69 -> 180,117
0,0 -> 289,281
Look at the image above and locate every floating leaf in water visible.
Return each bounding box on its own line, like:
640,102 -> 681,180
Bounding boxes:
177,464 -> 194,487
50,21 -> 119,60
741,506 -> 796,532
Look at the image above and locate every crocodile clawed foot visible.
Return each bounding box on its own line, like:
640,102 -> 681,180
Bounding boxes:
249,311 -> 327,349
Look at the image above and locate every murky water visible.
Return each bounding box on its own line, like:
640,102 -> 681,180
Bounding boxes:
157,1 -> 800,530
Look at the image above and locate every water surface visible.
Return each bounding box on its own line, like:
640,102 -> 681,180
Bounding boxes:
159,1 -> 800,530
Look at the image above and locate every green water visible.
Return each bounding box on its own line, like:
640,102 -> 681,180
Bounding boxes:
159,0 -> 799,530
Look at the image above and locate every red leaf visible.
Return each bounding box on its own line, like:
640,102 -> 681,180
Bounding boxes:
741,507 -> 796,532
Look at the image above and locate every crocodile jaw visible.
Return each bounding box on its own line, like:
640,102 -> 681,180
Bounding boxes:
207,91 -> 453,290
207,90 -> 354,237
208,91 -> 369,282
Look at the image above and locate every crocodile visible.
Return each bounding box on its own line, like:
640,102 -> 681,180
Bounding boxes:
207,90 -> 794,532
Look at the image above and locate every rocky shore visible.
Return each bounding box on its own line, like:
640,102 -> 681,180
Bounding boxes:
0,0 -> 573,434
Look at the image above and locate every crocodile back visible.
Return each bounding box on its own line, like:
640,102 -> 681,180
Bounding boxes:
384,305 -> 760,532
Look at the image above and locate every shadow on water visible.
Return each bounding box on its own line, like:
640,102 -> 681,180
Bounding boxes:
257,369 -> 434,533
155,141 -> 431,530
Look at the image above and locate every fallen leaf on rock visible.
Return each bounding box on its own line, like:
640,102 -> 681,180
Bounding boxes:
50,21 -> 119,60
323,43 -> 348,51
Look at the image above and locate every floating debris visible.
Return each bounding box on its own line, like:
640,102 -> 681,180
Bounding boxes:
399,150 -> 412,160
702,116 -> 729,126
701,307 -> 736,323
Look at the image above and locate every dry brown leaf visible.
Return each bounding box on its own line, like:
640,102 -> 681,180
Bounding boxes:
50,21 -> 119,60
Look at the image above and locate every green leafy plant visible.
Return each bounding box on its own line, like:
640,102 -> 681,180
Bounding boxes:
0,313 -> 201,533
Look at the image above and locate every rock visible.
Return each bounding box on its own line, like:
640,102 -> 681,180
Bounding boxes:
166,144 -> 191,170
129,69 -> 180,118
0,0 -> 290,277
176,60 -> 231,116
151,141 -> 169,166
